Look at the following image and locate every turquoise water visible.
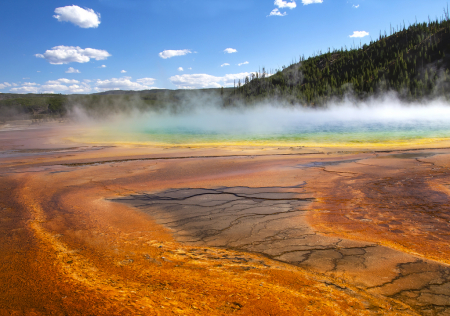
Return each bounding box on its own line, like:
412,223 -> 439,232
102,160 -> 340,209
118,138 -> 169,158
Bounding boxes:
76,105 -> 450,147
80,120 -> 450,147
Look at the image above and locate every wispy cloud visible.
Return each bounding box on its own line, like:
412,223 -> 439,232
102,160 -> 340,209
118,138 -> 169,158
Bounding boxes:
10,86 -> 39,94
268,8 -> 287,16
352,4 -> 360,8
178,67 -> 184,71
302,0 -> 323,5
169,72 -> 251,89
9,78 -> 92,94
46,78 -> 80,85
35,46 -> 111,64
224,48 -> 237,54
95,77 -> 156,92
221,63 -> 230,67
269,0 -> 295,17
66,67 -> 80,73
275,0 -> 297,9
0,82 -> 11,89
121,70 -> 127,73
159,49 -> 192,59
350,31 -> 369,38
99,65 -> 106,68
53,5 -> 100,28
238,61 -> 249,66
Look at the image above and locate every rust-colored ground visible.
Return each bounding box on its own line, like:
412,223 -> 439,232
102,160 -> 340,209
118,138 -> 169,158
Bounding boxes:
1,121 -> 449,315
307,151 -> 450,265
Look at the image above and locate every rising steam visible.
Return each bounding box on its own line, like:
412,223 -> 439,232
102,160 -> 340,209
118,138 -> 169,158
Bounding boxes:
68,93 -> 450,147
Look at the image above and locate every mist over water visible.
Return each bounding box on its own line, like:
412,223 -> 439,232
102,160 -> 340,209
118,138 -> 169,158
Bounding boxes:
72,95 -> 450,148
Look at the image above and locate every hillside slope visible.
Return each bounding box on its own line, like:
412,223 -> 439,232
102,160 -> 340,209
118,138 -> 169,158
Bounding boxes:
234,16 -> 450,105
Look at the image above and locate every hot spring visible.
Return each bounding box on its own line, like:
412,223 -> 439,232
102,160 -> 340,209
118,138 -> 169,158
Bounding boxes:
70,98 -> 450,149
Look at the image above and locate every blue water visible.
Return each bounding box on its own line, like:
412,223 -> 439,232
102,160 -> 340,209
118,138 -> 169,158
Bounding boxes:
77,104 -> 450,147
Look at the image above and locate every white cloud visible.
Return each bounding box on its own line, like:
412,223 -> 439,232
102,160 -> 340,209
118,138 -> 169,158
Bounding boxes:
46,78 -> 80,85
53,5 -> 101,28
99,65 -> 107,68
136,78 -> 156,85
40,82 -> 91,94
238,61 -> 249,66
350,31 -> 369,38
23,77 -> 30,80
302,0 -> 323,4
159,49 -> 192,59
178,67 -> 184,71
10,82 -> 41,94
37,71 -> 41,72
169,72 -> 253,89
224,48 -> 237,54
221,63 -> 230,67
268,8 -> 287,16
353,4 -> 360,8
121,70 -> 127,73
95,77 -> 156,92
40,78 -> 89,94
10,86 -> 39,94
275,0 -> 297,9
39,84 -> 69,93
0,82 -> 11,89
66,84 -> 91,93
36,46 -> 111,64
66,67 -> 80,73
8,79 -> 91,94
188,67 -> 192,70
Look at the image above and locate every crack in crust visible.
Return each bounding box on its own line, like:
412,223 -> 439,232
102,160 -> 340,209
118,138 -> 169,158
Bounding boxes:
115,185 -> 450,314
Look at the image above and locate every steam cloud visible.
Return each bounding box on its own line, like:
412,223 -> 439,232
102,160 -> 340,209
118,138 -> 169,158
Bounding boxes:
69,94 -> 450,146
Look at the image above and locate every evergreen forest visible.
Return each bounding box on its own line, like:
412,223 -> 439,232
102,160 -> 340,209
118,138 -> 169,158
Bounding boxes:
229,11 -> 450,105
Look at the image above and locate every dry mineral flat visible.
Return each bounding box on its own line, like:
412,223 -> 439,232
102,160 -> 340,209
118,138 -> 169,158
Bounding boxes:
1,121 -> 450,315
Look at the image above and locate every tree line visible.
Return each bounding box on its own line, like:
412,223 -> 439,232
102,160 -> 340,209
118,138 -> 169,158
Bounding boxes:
229,11 -> 450,106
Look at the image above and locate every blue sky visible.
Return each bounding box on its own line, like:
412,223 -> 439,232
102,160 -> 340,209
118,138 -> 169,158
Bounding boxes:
1,0 -> 449,94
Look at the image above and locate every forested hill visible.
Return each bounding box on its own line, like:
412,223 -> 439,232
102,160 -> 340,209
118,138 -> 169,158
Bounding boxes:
233,15 -> 450,105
